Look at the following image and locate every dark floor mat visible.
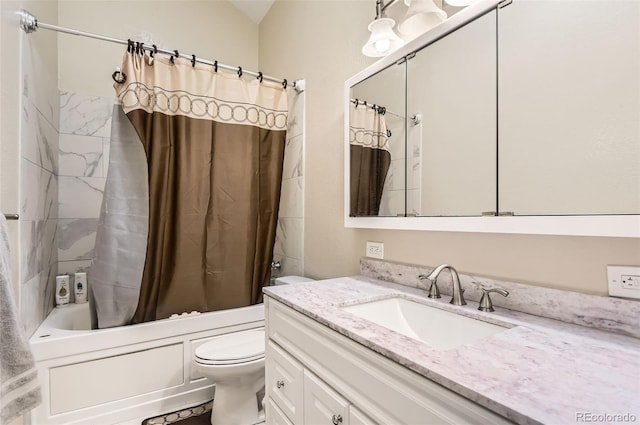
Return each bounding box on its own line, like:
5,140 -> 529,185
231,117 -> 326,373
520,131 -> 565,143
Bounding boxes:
141,400 -> 212,425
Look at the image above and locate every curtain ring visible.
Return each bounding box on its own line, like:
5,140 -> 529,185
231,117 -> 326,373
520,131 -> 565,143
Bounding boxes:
282,79 -> 287,89
191,54 -> 196,67
139,42 -> 144,55
354,99 -> 359,107
127,39 -> 133,53
257,72 -> 263,83
135,41 -> 140,55
112,70 -> 127,84
237,66 -> 242,78
170,55 -> 174,64
387,129 -> 392,137
214,60 -> 218,72
150,44 -> 157,58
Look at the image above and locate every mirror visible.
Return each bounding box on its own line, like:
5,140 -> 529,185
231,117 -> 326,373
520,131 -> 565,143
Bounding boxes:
350,61 -> 405,217
498,0 -> 640,215
407,9 -> 496,217
345,0 -> 640,236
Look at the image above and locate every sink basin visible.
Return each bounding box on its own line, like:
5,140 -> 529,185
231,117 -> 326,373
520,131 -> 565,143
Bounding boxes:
342,297 -> 508,350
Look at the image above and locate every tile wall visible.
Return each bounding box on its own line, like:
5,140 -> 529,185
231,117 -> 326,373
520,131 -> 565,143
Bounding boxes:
57,92 -> 114,281
19,24 -> 60,337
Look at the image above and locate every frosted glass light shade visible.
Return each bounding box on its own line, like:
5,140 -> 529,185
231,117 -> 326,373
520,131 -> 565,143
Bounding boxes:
362,18 -> 405,57
397,0 -> 447,36
444,0 -> 479,5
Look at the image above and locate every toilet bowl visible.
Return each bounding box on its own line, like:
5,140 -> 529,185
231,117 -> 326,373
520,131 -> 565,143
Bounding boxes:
193,277 -> 314,424
194,328 -> 266,425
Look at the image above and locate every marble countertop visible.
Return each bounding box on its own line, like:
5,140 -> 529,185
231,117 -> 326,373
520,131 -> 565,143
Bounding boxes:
263,276 -> 640,425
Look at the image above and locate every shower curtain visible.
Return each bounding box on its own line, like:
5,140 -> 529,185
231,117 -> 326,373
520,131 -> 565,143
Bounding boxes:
90,50 -> 288,328
349,103 -> 391,216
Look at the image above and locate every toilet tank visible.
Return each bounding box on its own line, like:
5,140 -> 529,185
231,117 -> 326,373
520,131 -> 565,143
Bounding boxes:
273,276 -> 315,285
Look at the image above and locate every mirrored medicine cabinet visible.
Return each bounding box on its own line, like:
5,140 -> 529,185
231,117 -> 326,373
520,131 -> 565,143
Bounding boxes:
344,0 -> 640,237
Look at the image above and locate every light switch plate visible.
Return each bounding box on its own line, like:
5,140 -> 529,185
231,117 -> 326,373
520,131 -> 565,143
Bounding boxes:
607,265 -> 640,299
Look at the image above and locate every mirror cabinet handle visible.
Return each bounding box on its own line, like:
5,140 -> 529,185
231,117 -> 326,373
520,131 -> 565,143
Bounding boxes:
332,414 -> 343,424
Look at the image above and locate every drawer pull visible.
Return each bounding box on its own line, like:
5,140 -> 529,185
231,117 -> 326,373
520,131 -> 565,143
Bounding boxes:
332,414 -> 343,424
276,380 -> 285,389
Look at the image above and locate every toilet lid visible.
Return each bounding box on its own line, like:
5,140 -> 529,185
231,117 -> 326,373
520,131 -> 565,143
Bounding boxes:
195,329 -> 265,365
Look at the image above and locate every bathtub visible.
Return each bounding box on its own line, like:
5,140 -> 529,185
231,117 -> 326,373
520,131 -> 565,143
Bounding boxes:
29,302 -> 264,424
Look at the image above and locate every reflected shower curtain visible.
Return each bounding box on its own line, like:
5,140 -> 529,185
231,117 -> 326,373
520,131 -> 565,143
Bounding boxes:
349,103 -> 391,216
91,51 -> 287,327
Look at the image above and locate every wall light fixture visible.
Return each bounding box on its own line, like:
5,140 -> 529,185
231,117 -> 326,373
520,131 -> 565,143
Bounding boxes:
363,0 -> 468,57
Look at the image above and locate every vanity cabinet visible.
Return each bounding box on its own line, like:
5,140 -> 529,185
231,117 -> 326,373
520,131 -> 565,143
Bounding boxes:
264,297 -> 512,425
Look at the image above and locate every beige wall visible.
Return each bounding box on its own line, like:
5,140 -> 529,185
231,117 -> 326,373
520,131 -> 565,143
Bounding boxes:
58,0 -> 260,97
259,1 -> 640,296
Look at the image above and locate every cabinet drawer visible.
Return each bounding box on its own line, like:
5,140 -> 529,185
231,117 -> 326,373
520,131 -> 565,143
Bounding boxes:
267,397 -> 294,425
266,341 -> 303,424
303,370 -> 349,425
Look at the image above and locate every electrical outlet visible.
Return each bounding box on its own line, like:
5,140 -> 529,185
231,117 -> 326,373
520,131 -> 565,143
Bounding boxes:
366,241 -> 384,259
607,265 -> 640,299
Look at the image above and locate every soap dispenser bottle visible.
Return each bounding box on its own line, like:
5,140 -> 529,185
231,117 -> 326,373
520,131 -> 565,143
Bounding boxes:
55,275 -> 70,306
74,272 -> 88,304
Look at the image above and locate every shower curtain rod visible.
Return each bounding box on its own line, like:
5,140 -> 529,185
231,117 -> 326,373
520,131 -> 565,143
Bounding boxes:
350,98 -> 387,114
350,98 -> 420,124
18,9 -> 299,89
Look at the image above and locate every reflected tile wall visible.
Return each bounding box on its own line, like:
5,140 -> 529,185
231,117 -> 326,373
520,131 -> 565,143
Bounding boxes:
379,113 -> 405,217
378,112 -> 423,216
57,92 -> 115,280
273,91 -> 305,278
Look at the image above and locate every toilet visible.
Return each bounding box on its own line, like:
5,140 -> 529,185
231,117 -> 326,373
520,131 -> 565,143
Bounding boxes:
193,276 -> 314,425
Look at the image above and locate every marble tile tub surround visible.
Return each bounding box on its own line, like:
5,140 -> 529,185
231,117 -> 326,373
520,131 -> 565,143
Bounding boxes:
360,258 -> 640,339
58,91 -> 114,277
263,277 -> 640,425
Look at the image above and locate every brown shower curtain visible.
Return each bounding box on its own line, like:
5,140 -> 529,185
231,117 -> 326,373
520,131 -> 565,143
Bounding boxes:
114,51 -> 288,323
349,103 -> 391,216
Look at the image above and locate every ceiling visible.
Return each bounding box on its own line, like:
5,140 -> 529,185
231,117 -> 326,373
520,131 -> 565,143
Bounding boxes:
228,0 -> 275,24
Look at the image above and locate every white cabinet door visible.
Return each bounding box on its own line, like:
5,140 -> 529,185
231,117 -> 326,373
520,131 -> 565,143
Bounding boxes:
303,370 -> 350,425
267,397 -> 294,425
349,406 -> 377,425
266,341 -> 304,424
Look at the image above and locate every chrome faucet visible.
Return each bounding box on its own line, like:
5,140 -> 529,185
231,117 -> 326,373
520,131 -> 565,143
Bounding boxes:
418,264 -> 466,306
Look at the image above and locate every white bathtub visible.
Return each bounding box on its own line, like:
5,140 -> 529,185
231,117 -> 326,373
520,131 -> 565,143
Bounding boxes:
29,302 -> 264,424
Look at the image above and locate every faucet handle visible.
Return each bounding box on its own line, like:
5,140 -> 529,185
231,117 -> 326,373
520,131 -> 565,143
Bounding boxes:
478,287 -> 509,312
418,274 -> 441,299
